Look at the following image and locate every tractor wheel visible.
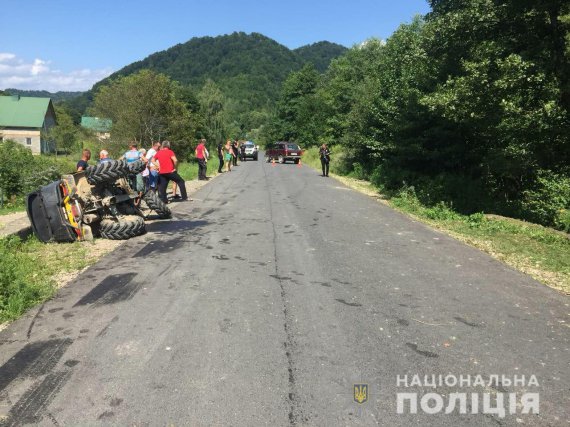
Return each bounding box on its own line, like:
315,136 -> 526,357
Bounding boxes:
143,190 -> 171,219
86,160 -> 130,185
127,159 -> 146,174
100,215 -> 146,240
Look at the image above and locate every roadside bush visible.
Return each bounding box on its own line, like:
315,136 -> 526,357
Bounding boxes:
554,210 -> 570,233
0,140 -> 34,199
0,141 -> 74,207
518,171 -> 570,229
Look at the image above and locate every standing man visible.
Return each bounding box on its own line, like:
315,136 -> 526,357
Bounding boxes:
98,150 -> 112,163
319,144 -> 331,177
195,138 -> 208,180
232,140 -> 239,167
76,149 -> 91,171
145,141 -> 161,191
154,140 -> 188,203
122,142 -> 144,199
122,142 -> 142,164
217,140 -> 224,173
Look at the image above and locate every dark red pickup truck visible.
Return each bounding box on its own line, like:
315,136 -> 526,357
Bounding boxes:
265,142 -> 303,164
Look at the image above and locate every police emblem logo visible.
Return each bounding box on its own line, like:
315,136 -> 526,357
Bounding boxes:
353,384 -> 368,404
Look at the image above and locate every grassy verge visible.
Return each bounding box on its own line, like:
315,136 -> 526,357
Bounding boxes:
302,148 -> 569,294
0,235 -> 111,323
0,205 -> 25,216
177,159 -> 220,181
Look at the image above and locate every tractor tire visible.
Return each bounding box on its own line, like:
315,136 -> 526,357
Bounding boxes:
143,190 -> 171,219
86,160 -> 130,185
127,159 -> 146,174
100,215 -> 146,240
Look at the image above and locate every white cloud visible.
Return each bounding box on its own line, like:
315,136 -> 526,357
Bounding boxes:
0,53 -> 113,92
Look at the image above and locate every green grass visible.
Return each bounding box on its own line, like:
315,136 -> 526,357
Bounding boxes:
0,235 -> 104,323
0,204 -> 26,215
302,147 -> 570,293
389,190 -> 570,293
177,159 -> 220,181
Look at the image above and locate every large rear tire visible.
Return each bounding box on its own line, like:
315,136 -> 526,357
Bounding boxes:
143,190 -> 171,219
100,215 -> 145,240
86,160 -> 129,185
127,159 -> 146,174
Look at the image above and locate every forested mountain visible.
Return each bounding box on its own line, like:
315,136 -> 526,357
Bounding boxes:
5,89 -> 83,102
294,41 -> 348,72
98,33 -> 344,110
63,32 -> 346,125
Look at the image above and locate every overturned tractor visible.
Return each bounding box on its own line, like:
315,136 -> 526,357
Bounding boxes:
26,159 -> 171,243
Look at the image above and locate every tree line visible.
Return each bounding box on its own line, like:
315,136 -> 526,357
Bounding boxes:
262,0 -> 570,229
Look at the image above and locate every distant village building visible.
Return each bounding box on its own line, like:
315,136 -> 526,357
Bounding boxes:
0,95 -> 57,154
81,116 -> 112,141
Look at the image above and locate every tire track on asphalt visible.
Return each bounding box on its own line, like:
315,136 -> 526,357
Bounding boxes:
262,160 -> 304,425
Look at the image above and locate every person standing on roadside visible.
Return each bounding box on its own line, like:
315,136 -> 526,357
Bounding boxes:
196,138 -> 208,180
319,143 -> 331,177
98,150 -> 112,164
122,142 -> 144,199
76,149 -> 91,171
217,141 -> 224,173
232,140 -> 239,166
224,139 -> 233,172
154,140 -> 188,203
145,141 -> 161,191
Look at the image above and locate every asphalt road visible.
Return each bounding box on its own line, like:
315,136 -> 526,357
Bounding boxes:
0,156 -> 568,426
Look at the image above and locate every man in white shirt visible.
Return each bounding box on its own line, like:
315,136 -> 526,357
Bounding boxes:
145,141 -> 161,191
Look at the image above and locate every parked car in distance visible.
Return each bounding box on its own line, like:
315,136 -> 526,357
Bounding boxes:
265,142 -> 303,164
242,141 -> 258,161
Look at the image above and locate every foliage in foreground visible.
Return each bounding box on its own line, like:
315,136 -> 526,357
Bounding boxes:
267,1 -> 570,229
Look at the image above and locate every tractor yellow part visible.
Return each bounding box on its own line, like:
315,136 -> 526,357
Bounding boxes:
62,193 -> 83,240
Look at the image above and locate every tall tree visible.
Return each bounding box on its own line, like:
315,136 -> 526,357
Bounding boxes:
92,70 -> 195,154
46,105 -> 79,154
197,79 -> 227,143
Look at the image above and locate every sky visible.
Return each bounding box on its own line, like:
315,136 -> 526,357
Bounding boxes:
0,0 -> 431,92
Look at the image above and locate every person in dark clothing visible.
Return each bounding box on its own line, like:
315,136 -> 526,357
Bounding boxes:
240,142 -> 246,161
232,140 -> 239,166
217,141 -> 224,173
319,144 -> 331,177
76,149 -> 91,171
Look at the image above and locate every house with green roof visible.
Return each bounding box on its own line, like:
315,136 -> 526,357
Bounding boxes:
0,95 -> 56,154
81,116 -> 112,140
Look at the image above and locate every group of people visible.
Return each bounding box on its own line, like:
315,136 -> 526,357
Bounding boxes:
75,140 -> 333,205
215,139 -> 242,173
76,140 -> 188,204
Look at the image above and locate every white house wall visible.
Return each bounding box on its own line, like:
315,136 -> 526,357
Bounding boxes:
0,129 -> 42,154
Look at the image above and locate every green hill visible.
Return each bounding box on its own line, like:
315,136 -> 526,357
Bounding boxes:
64,32 -> 347,122
294,41 -> 348,73
5,89 -> 84,102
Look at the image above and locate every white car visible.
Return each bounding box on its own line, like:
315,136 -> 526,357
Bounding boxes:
242,141 -> 258,161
